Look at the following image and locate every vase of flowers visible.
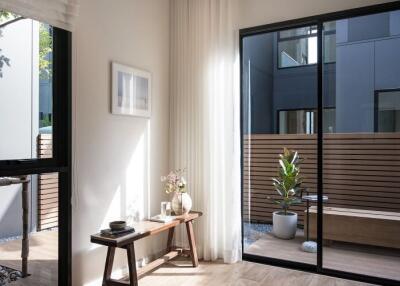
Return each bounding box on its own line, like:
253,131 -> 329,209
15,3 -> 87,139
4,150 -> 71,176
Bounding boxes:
161,169 -> 192,215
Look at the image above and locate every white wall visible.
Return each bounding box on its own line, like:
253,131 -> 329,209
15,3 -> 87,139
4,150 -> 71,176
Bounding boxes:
71,0 -> 170,285
238,0 -> 396,29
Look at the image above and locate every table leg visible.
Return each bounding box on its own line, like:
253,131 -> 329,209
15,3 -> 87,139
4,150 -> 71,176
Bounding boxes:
21,177 -> 29,277
185,221 -> 199,267
167,227 -> 174,252
306,200 -> 310,241
103,246 -> 115,285
126,243 -> 138,286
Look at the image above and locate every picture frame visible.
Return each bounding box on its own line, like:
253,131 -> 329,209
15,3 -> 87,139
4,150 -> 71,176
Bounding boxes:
111,62 -> 151,117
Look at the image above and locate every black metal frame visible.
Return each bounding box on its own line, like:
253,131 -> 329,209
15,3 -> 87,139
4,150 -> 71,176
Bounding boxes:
374,88 -> 400,132
0,27 -> 72,286
240,2 -> 400,286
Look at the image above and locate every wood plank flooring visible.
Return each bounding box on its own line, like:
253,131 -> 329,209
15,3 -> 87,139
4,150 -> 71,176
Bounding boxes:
0,230 -> 382,286
139,258 -> 373,286
0,230 -> 58,286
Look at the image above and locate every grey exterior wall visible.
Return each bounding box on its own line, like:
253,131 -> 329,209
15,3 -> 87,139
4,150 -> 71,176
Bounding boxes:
243,10 -> 400,135
242,33 -> 274,134
336,11 -> 400,132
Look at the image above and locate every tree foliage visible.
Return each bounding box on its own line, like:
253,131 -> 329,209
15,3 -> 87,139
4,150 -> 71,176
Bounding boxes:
39,24 -> 53,79
0,10 -> 16,77
0,10 -> 52,79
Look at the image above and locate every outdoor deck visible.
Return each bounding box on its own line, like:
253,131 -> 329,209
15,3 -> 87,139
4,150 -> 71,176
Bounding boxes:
0,230 -> 58,286
245,228 -> 400,281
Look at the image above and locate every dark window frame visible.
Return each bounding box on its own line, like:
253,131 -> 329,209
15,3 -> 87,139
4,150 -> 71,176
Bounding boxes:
240,2 -> 400,286
374,88 -> 400,132
0,26 -> 72,286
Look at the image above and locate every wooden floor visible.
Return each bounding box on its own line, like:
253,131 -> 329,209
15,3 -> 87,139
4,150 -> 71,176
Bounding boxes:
0,230 -> 58,286
0,230 -> 384,286
139,258 -> 373,286
245,229 -> 400,281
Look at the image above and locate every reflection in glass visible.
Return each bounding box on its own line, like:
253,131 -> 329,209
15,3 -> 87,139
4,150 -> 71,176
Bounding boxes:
322,11 -> 400,281
242,26 -> 317,265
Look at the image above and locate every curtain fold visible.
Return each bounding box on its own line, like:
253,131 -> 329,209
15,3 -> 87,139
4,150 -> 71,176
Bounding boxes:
170,0 -> 241,263
0,0 -> 79,31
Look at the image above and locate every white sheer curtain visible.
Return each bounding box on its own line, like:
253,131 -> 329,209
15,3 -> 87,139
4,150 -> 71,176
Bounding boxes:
0,0 -> 79,31
170,0 -> 241,263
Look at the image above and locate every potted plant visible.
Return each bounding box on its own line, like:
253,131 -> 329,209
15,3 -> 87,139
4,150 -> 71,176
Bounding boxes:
161,169 -> 192,215
269,148 -> 303,239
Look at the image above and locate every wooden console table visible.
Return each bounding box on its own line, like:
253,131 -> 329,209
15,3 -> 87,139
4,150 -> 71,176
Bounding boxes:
91,211 -> 202,286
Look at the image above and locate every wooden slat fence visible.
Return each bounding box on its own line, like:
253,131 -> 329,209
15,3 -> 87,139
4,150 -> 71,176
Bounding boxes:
37,134 -> 58,230
243,133 -> 400,226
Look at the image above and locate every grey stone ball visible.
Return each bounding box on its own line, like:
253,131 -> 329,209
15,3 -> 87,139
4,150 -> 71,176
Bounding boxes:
302,241 -> 317,253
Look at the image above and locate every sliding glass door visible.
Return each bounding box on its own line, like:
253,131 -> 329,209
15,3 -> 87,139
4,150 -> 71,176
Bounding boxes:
322,12 -> 400,281
242,25 -> 318,266
241,3 -> 400,285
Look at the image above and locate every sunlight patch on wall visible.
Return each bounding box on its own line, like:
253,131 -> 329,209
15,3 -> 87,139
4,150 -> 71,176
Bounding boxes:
99,186 -> 122,231
125,123 -> 150,224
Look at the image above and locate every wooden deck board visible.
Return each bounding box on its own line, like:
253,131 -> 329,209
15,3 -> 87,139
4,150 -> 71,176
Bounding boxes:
245,229 -> 400,281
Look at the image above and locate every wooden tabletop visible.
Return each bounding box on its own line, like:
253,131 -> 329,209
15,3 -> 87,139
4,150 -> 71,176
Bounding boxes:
91,211 -> 202,247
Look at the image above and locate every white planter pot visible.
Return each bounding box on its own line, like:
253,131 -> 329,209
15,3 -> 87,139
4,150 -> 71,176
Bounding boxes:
273,211 -> 298,239
172,192 -> 192,215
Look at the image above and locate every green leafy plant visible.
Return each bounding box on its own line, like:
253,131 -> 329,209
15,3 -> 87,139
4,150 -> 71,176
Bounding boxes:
0,10 -> 19,77
269,148 -> 304,215
40,114 -> 52,128
39,24 -> 53,80
0,10 -> 52,79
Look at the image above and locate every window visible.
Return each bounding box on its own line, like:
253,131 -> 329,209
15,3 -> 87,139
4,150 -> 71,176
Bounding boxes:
278,24 -> 337,68
278,26 -> 317,68
324,21 -> 336,63
278,108 -> 336,134
375,90 -> 400,132
279,109 -> 315,134
0,9 -> 71,286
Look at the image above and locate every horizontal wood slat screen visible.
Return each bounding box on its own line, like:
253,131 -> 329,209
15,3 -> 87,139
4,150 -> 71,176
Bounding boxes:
37,134 -> 59,231
243,133 -> 400,226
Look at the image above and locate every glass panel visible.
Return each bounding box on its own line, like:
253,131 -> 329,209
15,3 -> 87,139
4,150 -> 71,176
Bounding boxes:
242,28 -> 318,265
279,26 -> 317,39
0,172 -> 59,285
322,11 -> 400,281
279,36 -> 317,68
376,90 -> 400,132
0,10 -> 53,160
279,110 -> 316,134
324,33 -> 336,63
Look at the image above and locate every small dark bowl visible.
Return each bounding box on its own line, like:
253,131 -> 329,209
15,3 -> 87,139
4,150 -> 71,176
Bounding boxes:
109,221 -> 126,231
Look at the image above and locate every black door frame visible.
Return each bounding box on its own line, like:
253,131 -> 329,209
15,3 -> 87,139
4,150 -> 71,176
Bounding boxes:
0,28 -> 72,286
240,2 -> 400,286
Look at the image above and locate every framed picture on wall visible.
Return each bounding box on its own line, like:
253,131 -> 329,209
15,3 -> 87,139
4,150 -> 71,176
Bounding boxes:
111,62 -> 151,117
